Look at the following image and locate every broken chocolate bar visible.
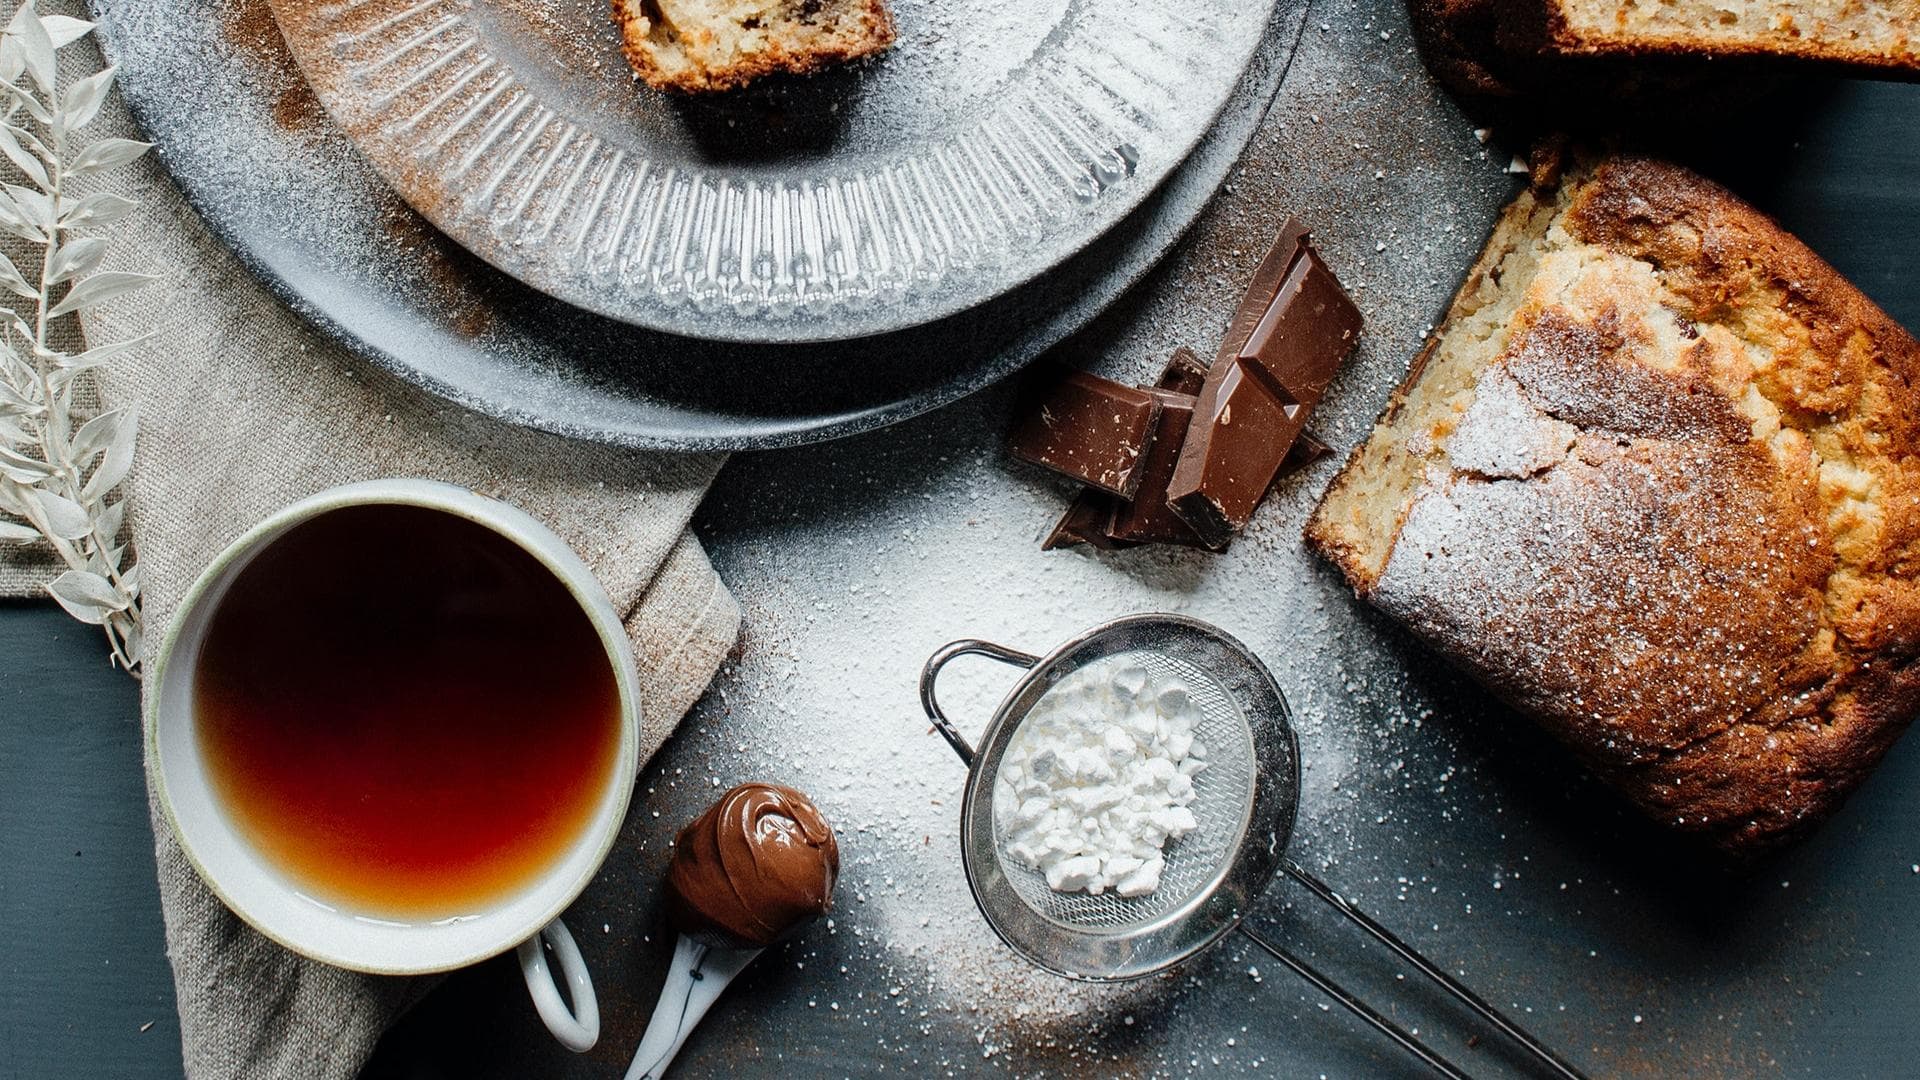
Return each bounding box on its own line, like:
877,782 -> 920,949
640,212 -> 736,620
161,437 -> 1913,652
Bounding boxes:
1211,219 -> 1311,371
1047,429 -> 1330,551
1040,348 -> 1213,552
1042,490 -> 1135,551
1008,367 -> 1163,498
1030,343 -> 1336,555
1106,388 -> 1222,550
1240,249 -> 1361,406
1168,233 -> 1361,548
1158,346 -> 1210,396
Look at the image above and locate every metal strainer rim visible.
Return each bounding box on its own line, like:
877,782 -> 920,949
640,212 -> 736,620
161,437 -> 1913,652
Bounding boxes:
925,613 -> 1301,982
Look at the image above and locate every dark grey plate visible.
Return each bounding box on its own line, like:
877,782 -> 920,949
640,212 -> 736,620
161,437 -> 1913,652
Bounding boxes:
271,0 -> 1281,343
87,0 -> 1308,451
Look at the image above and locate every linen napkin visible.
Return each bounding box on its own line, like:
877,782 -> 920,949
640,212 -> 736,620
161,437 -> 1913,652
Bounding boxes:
0,7 -> 741,1077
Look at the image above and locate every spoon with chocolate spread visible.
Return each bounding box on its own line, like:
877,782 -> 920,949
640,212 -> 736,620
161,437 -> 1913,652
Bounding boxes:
625,782 -> 838,1080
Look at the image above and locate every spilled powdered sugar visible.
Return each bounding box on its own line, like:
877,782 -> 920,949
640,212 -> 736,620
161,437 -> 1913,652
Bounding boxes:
646,1 -> 1604,1072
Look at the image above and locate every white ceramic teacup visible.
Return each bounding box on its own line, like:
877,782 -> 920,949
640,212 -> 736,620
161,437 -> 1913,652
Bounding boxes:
147,479 -> 642,1053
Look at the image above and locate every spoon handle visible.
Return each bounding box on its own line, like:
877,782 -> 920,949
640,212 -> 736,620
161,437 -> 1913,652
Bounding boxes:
624,935 -> 763,1080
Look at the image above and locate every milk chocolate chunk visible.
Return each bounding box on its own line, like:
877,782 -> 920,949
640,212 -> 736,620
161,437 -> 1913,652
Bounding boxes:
1039,349 -> 1216,552
1169,240 -> 1361,548
1106,389 -> 1221,550
1042,490 -> 1137,551
1157,346 -> 1211,396
664,782 -> 839,950
1239,248 -> 1362,404
1009,367 -> 1163,497
1163,362 -> 1296,545
1211,218 -> 1312,371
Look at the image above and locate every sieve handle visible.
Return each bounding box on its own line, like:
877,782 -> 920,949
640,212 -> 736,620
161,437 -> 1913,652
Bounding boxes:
1280,860 -> 1591,1080
918,638 -> 1039,766
1237,922 -> 1471,1080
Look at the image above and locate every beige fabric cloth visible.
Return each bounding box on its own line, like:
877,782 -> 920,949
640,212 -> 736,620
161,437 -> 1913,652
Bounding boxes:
0,12 -> 740,1077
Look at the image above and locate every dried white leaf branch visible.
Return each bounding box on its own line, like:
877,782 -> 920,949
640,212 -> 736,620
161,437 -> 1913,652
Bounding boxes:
0,0 -> 153,673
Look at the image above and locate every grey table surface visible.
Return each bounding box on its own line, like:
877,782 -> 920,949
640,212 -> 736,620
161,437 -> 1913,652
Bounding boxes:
5,0 -> 1920,1077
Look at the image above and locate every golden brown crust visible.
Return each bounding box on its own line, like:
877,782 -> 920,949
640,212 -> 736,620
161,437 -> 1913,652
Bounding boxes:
1529,9 -> 1920,76
612,0 -> 896,94
1404,0 -> 1525,102
1404,0 -> 1915,124
1308,152 -> 1920,858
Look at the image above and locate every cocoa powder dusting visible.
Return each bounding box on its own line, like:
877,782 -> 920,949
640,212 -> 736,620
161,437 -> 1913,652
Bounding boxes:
375,206 -> 500,340
221,0 -> 327,135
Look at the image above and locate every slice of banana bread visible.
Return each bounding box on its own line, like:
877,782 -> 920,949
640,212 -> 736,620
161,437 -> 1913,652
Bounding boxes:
613,0 -> 896,94
1521,0 -> 1920,73
1307,152 -> 1920,858
1408,0 -> 1918,121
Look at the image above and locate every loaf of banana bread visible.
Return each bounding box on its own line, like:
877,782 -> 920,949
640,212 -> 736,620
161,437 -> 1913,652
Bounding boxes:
1307,152 -> 1920,857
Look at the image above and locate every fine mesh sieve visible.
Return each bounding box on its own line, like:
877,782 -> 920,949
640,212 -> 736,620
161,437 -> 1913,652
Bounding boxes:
991,649 -> 1257,934
928,617 -> 1298,981
921,614 -> 1592,1080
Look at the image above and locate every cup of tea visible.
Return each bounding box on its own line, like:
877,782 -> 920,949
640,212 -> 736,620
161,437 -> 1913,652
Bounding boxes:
147,479 -> 643,1052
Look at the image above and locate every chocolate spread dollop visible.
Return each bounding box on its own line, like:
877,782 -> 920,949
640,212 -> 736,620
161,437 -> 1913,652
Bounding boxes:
664,782 -> 839,949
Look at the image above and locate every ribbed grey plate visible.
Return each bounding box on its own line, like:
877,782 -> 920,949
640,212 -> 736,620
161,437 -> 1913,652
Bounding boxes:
270,0 -> 1278,343
89,0 -> 1303,450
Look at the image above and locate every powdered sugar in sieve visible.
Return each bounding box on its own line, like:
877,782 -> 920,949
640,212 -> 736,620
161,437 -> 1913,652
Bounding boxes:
992,650 -> 1254,928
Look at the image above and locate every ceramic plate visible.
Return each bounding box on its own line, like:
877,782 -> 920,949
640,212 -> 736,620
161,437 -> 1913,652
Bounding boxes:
266,0 -> 1280,342
90,0 -> 1304,450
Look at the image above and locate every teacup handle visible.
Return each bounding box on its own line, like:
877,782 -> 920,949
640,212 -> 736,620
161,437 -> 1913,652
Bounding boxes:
517,918 -> 600,1052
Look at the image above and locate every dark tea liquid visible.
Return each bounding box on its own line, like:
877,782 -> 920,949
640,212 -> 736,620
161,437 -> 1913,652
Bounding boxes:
195,504 -> 622,919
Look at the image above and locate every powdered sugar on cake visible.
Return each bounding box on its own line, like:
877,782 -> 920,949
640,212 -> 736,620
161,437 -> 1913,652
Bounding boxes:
1445,366 -> 1576,480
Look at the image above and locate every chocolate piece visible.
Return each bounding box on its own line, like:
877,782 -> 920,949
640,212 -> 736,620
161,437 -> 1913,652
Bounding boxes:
1277,432 -> 1334,483
1157,346 -> 1211,396
664,782 -> 839,949
1009,367 -> 1163,497
1211,218 -> 1312,371
1239,249 -> 1362,403
1106,389 -> 1222,550
1169,243 -> 1362,547
1034,347 -> 1289,555
1164,362 -> 1296,544
1041,490 -> 1138,551
1039,349 -> 1249,554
